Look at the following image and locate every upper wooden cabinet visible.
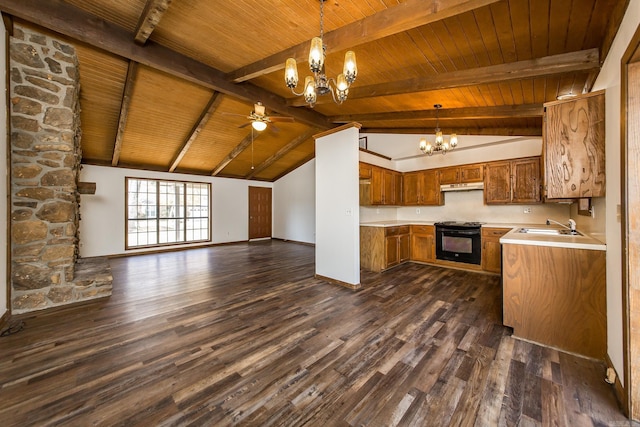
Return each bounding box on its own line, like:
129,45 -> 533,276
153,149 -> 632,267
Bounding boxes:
485,157 -> 541,204
359,163 -> 372,179
361,163 -> 402,206
439,164 -> 484,185
543,90 -> 605,199
403,169 -> 442,206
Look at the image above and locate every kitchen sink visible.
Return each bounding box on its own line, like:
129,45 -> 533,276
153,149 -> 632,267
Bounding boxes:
517,228 -> 582,236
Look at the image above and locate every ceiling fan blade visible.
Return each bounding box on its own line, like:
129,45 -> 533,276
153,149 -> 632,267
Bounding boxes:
238,122 -> 251,128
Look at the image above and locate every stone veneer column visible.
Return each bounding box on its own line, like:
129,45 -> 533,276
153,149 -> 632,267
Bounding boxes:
9,25 -> 112,313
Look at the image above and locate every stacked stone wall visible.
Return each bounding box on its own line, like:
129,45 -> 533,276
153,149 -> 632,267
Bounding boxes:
9,25 -> 111,313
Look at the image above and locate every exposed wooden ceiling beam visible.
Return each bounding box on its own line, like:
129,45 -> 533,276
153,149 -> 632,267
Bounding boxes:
245,128 -> 316,179
134,0 -> 172,45
289,49 -> 600,106
331,104 -> 544,124
210,132 -> 261,176
169,91 -> 223,172
0,0 -> 331,130
361,127 -> 543,137
226,0 -> 501,83
112,61 -> 138,166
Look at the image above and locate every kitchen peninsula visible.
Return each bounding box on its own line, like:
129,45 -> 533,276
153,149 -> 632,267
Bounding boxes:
500,227 -> 606,359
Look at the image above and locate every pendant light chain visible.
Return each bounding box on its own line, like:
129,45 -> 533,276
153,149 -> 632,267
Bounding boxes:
319,0 -> 324,41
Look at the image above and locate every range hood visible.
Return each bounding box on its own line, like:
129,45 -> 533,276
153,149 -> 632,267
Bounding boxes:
440,182 -> 484,192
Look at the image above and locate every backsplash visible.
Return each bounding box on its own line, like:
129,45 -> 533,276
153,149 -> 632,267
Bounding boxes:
360,190 -> 571,225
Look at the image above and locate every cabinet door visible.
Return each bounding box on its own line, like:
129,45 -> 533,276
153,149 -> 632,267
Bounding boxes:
359,162 -> 372,179
394,172 -> 403,205
383,169 -> 396,205
421,169 -> 441,205
403,172 -> 420,205
411,228 -> 435,263
512,157 -> 541,203
484,161 -> 512,204
371,166 -> 384,205
385,236 -> 399,267
481,228 -> 510,273
460,164 -> 484,183
439,167 -> 459,184
481,238 -> 502,273
544,91 -> 605,198
399,233 -> 410,263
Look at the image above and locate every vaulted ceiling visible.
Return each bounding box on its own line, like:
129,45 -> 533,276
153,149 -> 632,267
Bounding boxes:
0,0 -> 629,181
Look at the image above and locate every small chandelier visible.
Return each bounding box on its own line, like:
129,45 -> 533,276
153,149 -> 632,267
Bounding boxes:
284,0 -> 357,107
419,104 -> 458,155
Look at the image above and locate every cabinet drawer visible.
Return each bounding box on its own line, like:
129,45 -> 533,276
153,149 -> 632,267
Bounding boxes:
386,226 -> 409,236
481,227 -> 511,237
410,225 -> 434,235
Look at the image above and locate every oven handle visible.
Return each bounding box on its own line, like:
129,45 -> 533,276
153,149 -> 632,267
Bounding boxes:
439,228 -> 480,235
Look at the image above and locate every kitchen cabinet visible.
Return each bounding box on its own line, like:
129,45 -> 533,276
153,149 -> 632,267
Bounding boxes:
410,225 -> 435,263
386,226 -> 410,268
484,157 -> 541,204
360,225 -> 409,272
481,227 -> 511,273
359,162 -> 372,179
365,163 -> 402,206
543,90 -> 605,199
403,169 -> 442,206
439,164 -> 484,185
502,243 -> 606,359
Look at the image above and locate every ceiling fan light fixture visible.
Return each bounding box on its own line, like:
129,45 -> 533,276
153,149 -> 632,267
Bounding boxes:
251,120 -> 267,132
284,0 -> 357,107
419,104 -> 458,156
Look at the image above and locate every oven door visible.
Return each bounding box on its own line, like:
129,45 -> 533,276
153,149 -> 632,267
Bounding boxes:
435,227 -> 481,265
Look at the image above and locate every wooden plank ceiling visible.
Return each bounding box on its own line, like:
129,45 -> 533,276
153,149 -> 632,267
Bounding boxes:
0,0 -> 629,181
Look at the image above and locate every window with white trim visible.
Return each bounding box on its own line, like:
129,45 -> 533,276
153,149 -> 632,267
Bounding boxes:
126,177 -> 210,249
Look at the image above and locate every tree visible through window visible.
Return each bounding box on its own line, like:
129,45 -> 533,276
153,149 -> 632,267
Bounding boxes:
126,177 -> 210,249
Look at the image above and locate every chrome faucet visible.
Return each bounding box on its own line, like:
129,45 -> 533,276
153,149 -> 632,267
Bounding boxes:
546,218 -> 577,232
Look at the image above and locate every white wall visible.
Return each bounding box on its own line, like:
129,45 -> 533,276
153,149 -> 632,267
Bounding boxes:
315,125 -> 360,285
273,159 -> 315,244
0,18 -> 7,320
78,165 -> 271,257
590,0 -> 640,386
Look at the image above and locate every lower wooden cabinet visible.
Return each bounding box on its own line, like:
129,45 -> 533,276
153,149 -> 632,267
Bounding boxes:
481,227 -> 511,273
385,226 -> 410,269
410,225 -> 435,263
360,225 -> 409,272
502,243 -> 606,359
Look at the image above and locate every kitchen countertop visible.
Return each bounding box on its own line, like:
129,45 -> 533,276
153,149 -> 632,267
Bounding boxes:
359,220 -> 606,251
499,227 -> 606,251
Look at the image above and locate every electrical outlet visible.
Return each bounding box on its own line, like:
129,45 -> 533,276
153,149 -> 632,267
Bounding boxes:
523,207 -> 532,214
416,208 -> 421,214
345,208 -> 352,216
376,208 -> 380,214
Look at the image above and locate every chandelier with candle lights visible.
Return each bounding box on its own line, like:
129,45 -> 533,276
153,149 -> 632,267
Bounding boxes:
419,104 -> 458,155
284,0 -> 358,107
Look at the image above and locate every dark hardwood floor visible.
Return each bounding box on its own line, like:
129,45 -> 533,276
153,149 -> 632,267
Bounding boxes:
0,240 -> 632,426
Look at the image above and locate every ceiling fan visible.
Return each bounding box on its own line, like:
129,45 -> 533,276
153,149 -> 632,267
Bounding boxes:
224,102 -> 294,131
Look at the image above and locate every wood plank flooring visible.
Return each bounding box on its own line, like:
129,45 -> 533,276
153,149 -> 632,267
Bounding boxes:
0,240 -> 632,426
